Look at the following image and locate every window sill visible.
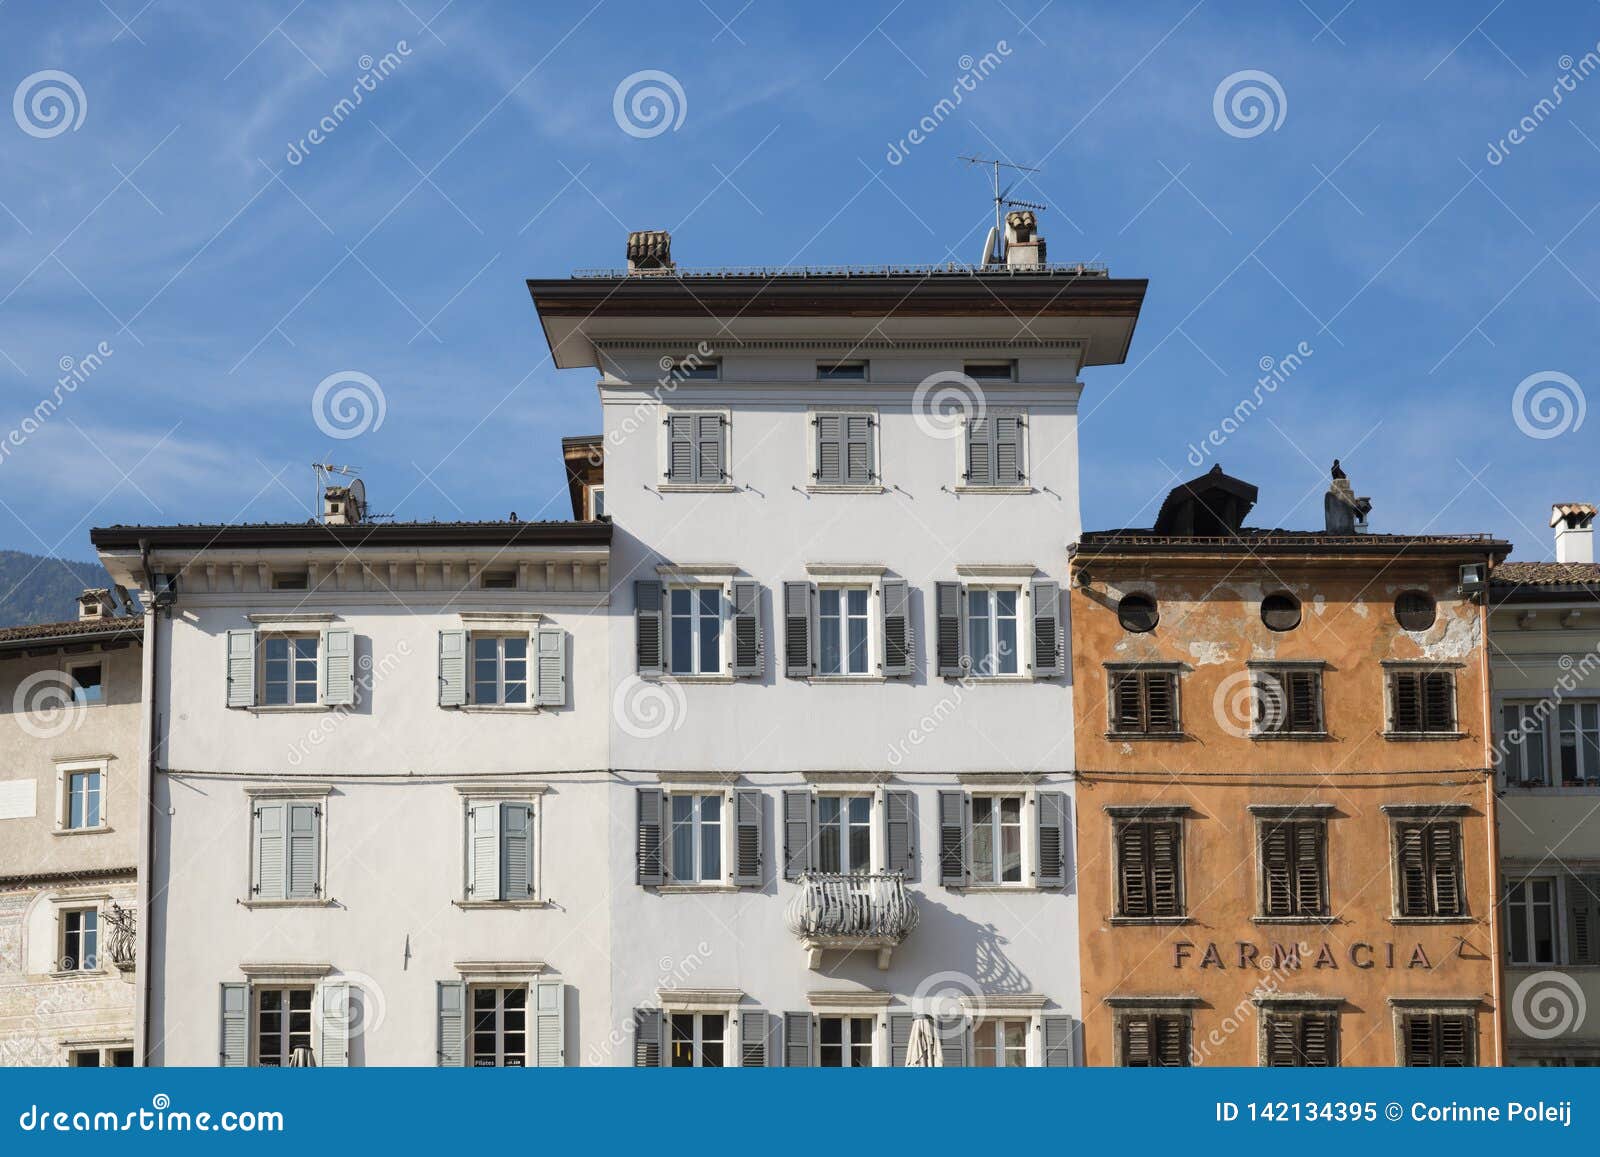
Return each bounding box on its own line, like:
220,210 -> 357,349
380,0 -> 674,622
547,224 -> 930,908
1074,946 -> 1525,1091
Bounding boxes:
452,900 -> 549,910
1249,731 -> 1331,742
953,884 -> 1039,894
239,899 -> 335,909
54,826 -> 113,837
455,705 -> 542,714
49,969 -> 108,980
944,673 -> 1031,683
806,484 -> 886,495
1105,731 -> 1188,742
654,884 -> 741,895
953,485 -> 1034,495
1389,916 -> 1474,925
1382,731 -> 1467,742
656,673 -> 736,684
244,705 -> 329,714
1252,915 -> 1336,925
658,483 -> 737,494
1108,916 -> 1192,926
1503,782 -> 1600,792
806,675 -> 886,685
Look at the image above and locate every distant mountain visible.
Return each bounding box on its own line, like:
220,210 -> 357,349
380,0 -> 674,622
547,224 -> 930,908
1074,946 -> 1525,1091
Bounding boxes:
0,551 -> 113,627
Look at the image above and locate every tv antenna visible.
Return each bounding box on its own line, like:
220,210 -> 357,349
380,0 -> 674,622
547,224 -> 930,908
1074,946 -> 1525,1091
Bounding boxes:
312,462 -> 359,518
959,154 -> 1048,265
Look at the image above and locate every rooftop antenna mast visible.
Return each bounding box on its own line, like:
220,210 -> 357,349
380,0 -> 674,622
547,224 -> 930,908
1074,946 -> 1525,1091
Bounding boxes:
312,462 -> 359,520
959,154 -> 1048,265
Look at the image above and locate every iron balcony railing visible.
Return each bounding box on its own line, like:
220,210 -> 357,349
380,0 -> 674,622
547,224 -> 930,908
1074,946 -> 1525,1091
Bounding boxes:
784,872 -> 920,943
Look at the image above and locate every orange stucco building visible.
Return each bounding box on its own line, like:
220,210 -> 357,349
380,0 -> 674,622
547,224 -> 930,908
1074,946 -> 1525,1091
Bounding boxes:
1070,466 -> 1510,1066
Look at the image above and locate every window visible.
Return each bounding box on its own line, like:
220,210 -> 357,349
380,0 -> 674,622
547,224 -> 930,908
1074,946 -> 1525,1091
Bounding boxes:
1262,1008 -> 1338,1066
1258,818 -> 1327,918
1117,1011 -> 1189,1066
1115,818 -> 1183,918
271,571 -> 308,590
480,570 -> 516,590
1394,590 -> 1437,631
812,412 -> 876,486
817,360 -> 867,380
69,1047 -> 132,1067
262,634 -> 318,706
1117,592 -> 1158,633
59,908 -> 98,971
1251,665 -> 1324,735
667,360 -> 719,380
464,800 -> 536,902
1501,702 -> 1551,785
1388,666 -> 1457,735
665,412 -> 726,485
1557,702 -> 1600,783
64,768 -> 103,830
669,1012 -> 726,1067
818,1015 -> 873,1067
1505,878 -> 1558,965
967,588 -> 1020,676
1260,592 -> 1301,632
255,987 -> 313,1066
70,663 -> 103,705
970,795 -> 1024,884
251,799 -> 323,902
589,485 -> 606,519
817,587 -> 870,676
471,635 -> 528,705
1394,819 -> 1464,918
1108,667 -> 1180,735
471,987 -> 528,1067
964,360 -> 1015,381
669,793 -> 723,883
817,795 -> 871,873
1400,1012 -> 1475,1066
973,1019 -> 1028,1067
669,587 -> 723,674
963,411 -> 1025,486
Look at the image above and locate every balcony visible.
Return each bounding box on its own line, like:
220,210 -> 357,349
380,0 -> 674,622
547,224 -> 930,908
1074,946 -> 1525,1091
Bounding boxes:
784,872 -> 919,970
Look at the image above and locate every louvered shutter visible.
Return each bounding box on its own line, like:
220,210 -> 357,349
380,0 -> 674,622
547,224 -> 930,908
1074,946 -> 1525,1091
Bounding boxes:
733,788 -> 763,887
965,415 -> 993,485
1437,1015 -> 1473,1066
1392,671 -> 1422,732
502,803 -> 534,901
1429,823 -> 1463,917
533,626 -> 566,707
1294,822 -> 1325,915
1043,1015 -> 1073,1067
1423,671 -> 1455,731
1398,823 -> 1430,916
1030,580 -> 1062,678
844,413 -> 875,485
741,1009 -> 771,1067
1568,875 -> 1600,965
814,414 -> 844,485
1117,822 -> 1149,917
532,980 -> 564,1066
885,790 -> 914,876
1262,824 -> 1292,916
666,415 -> 694,482
634,1008 -> 663,1067
1287,671 -> 1321,731
1146,672 -> 1177,732
253,801 -> 286,900
782,789 -> 813,880
636,789 -> 664,886
994,413 -> 1023,484
1301,1013 -> 1333,1067
225,629 -> 255,708
1111,672 -> 1143,732
634,581 -> 664,676
696,414 -> 724,484
784,1012 -> 812,1066
783,582 -> 812,677
1037,791 -> 1067,889
437,981 -> 466,1067
937,1015 -> 967,1066
731,581 -> 763,677
468,802 -> 499,899
319,982 -> 350,1067
881,579 -> 911,678
938,790 -> 966,886
1154,1015 -> 1188,1066
888,1012 -> 914,1067
220,983 -> 249,1066
437,629 -> 467,707
935,581 -> 966,677
1122,1015 -> 1151,1066
286,802 -> 320,899
320,627 -> 354,706
1404,1014 -> 1433,1067
1150,821 -> 1181,916
1265,1015 -> 1298,1066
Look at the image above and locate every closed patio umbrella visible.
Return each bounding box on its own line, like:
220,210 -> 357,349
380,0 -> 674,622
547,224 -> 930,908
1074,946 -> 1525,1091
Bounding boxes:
905,1015 -> 941,1067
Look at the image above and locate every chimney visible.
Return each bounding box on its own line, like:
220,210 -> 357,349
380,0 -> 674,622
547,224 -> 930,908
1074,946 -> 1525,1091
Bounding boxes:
1003,211 -> 1045,268
322,483 -> 366,526
1552,502 -> 1597,563
77,587 -> 116,621
627,230 -> 673,274
1324,459 -> 1372,534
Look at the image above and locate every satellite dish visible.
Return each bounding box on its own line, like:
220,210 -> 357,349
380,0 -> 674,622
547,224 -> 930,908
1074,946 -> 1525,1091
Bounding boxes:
347,477 -> 367,522
980,226 -> 1002,266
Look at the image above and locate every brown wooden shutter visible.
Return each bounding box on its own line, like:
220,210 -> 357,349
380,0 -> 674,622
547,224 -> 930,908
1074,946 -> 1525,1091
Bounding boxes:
1423,671 -> 1455,731
1392,671 -> 1422,732
1294,821 -> 1326,916
1287,670 -> 1321,731
1265,1015 -> 1298,1066
1437,1015 -> 1473,1066
1111,673 -> 1143,732
1122,1015 -> 1151,1066
1117,822 -> 1150,917
1397,823 -> 1430,916
1149,821 -> 1181,917
1301,1013 -> 1334,1067
1145,672 -> 1177,732
1429,822 -> 1463,917
1153,1015 -> 1187,1066
1403,1014 -> 1434,1066
1262,824 -> 1293,917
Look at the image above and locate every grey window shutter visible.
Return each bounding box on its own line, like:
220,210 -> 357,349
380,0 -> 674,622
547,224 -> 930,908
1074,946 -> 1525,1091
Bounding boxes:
937,1015 -> 967,1066
782,789 -> 813,880
636,789 -> 664,886
666,414 -> 694,482
881,579 -> 912,678
220,982 -> 249,1066
437,981 -> 466,1067
635,581 -> 664,676
935,581 -> 966,676
783,581 -> 813,678
438,629 -> 467,707
938,790 -> 966,886
533,626 -> 566,707
1043,1014 -> 1073,1067
814,414 -> 844,485
994,413 -> 1023,484
286,802 -> 320,900
1037,791 -> 1067,889
696,413 -> 724,484
253,801 -> 286,900
502,803 -> 534,901
321,627 -> 355,706
319,981 -> 350,1067
783,1011 -> 812,1066
1569,875 -> 1600,965
225,629 -> 255,707
885,790 -> 914,876
845,413 -> 875,485
731,581 -> 763,677
741,1009 -> 771,1067
532,980 -> 564,1066
965,416 -> 993,485
889,1012 -> 914,1067
1030,581 -> 1062,678
733,788 -> 763,886
634,1008 -> 663,1067
468,802 -> 499,899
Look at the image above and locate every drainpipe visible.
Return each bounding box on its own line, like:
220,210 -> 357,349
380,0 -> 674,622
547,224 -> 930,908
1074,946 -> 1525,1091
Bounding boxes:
133,540 -> 158,1066
1478,568 -> 1505,1066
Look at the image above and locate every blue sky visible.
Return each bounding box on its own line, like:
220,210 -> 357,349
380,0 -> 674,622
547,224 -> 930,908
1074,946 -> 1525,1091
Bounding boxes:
0,0 -> 1595,564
